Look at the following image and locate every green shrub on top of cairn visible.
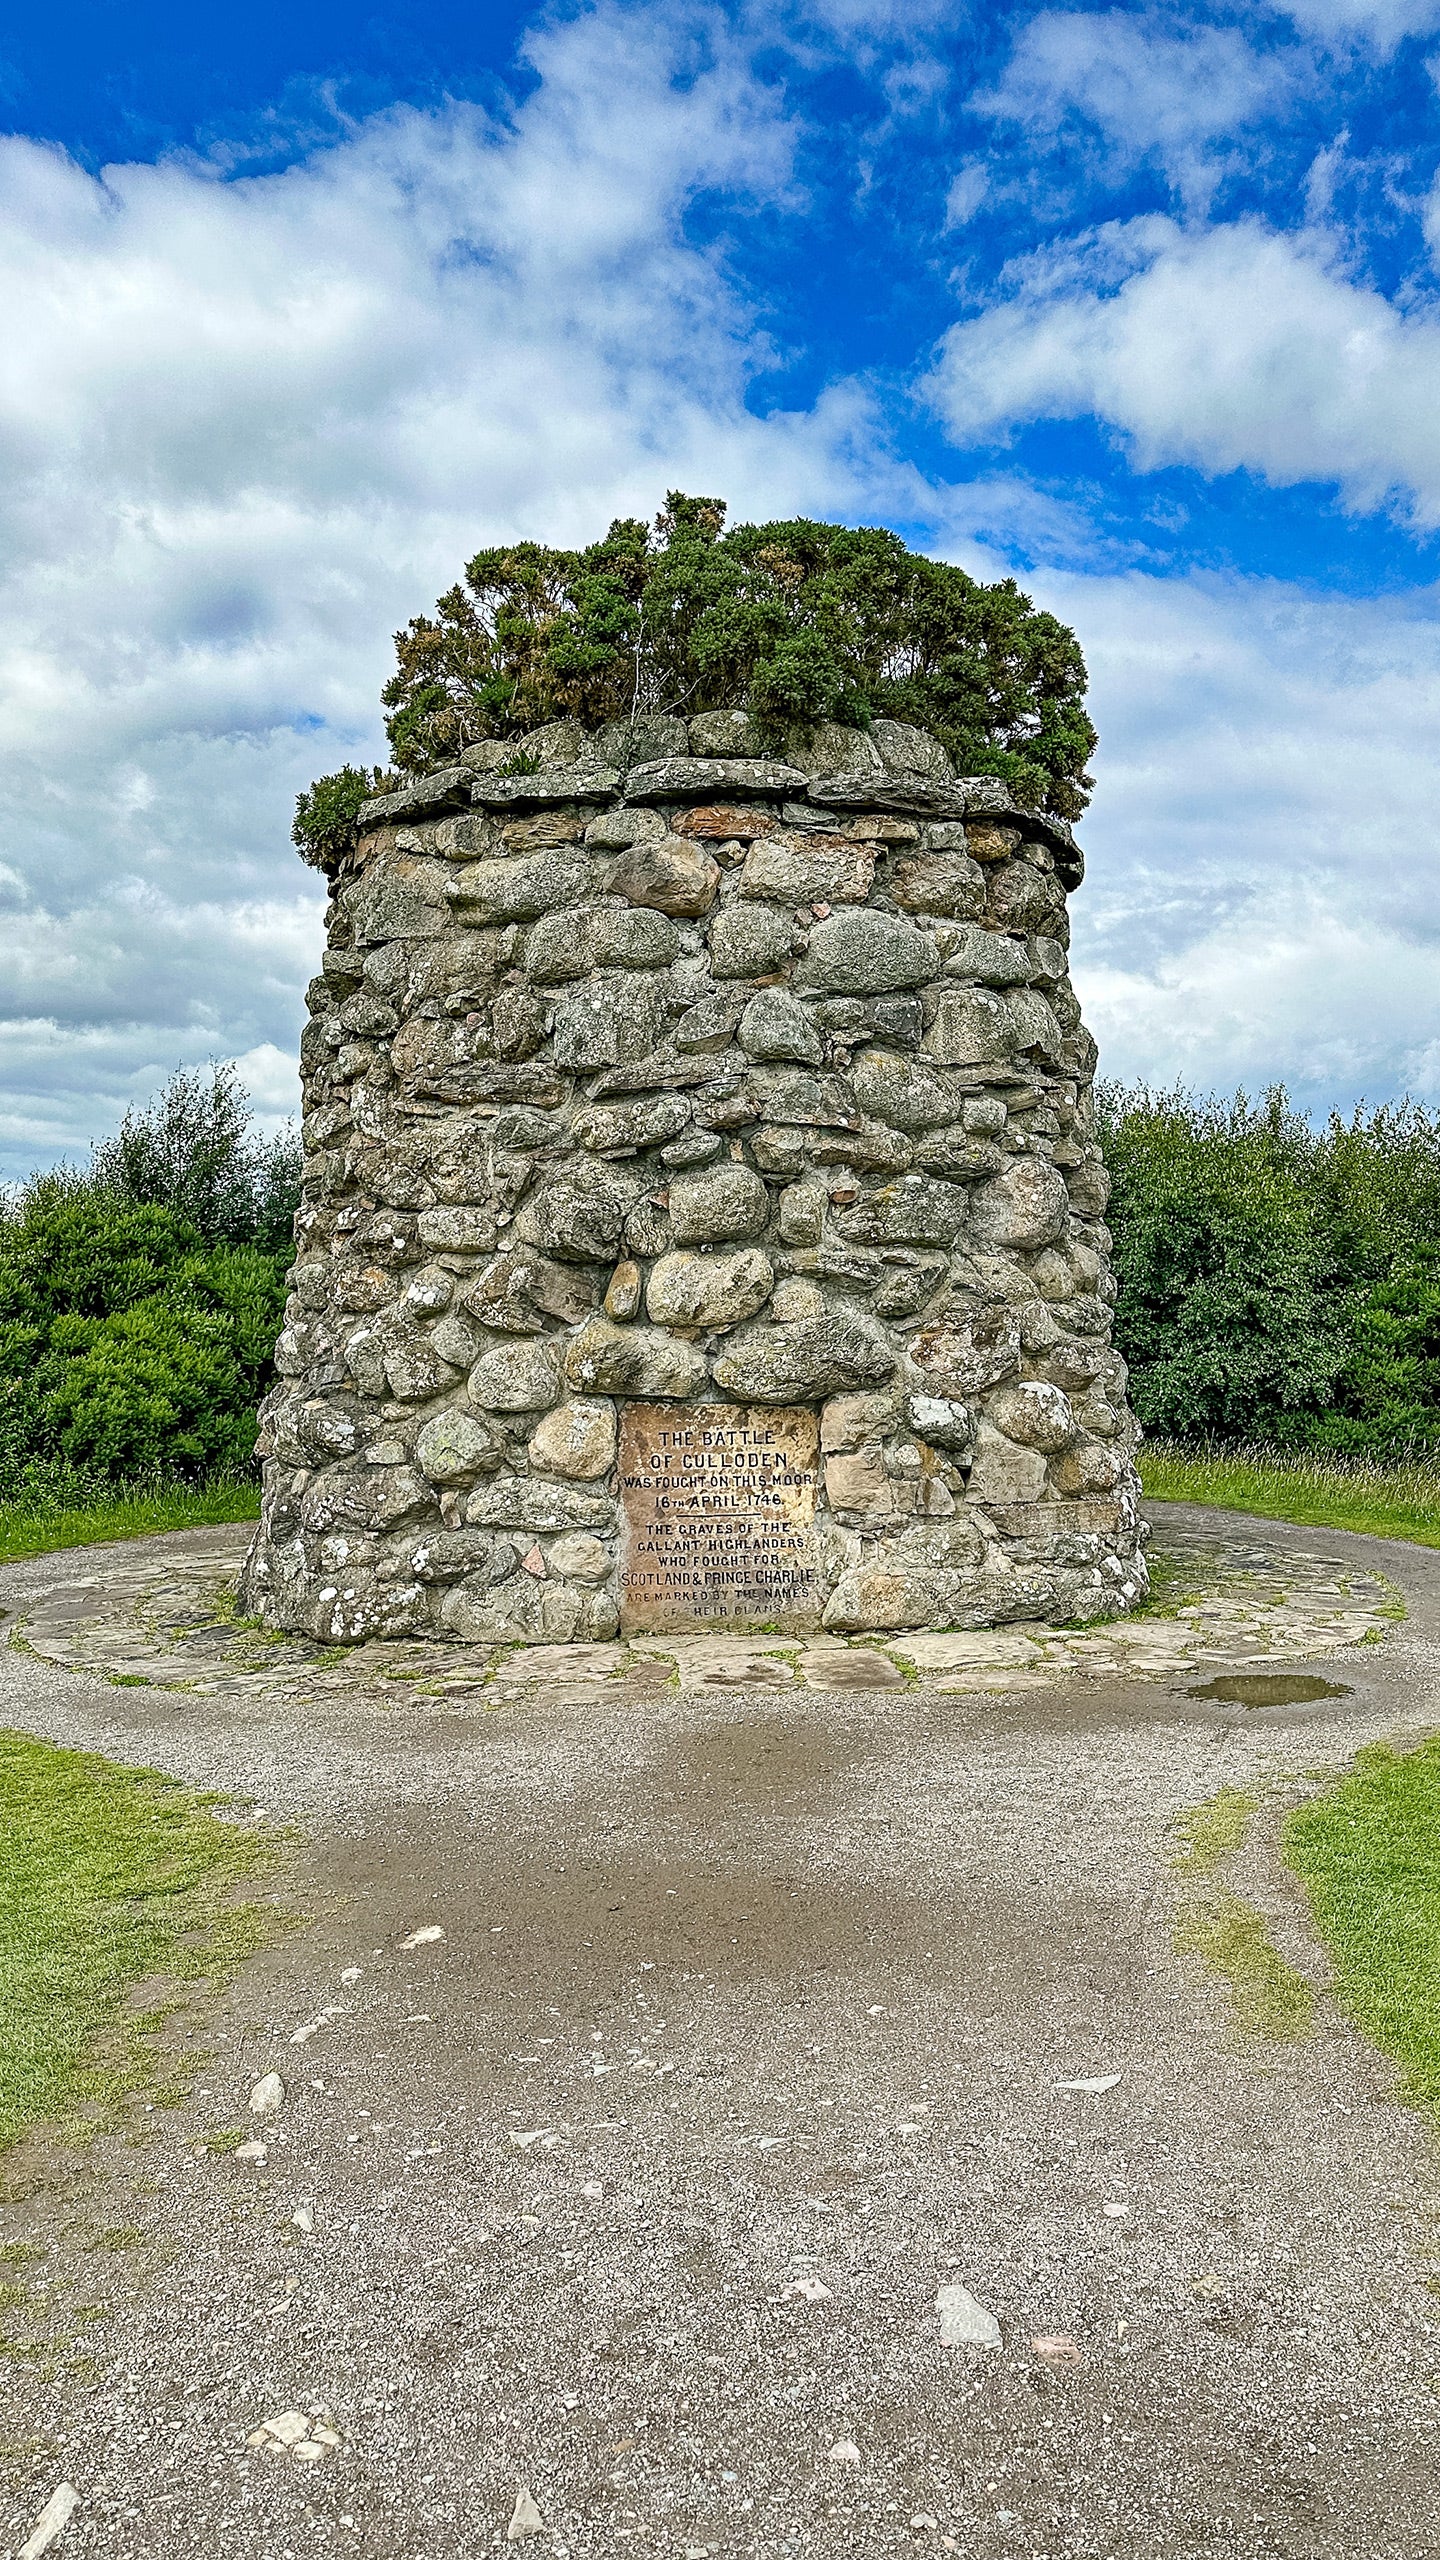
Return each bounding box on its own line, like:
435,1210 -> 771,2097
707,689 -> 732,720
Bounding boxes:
292,491 -> 1097,864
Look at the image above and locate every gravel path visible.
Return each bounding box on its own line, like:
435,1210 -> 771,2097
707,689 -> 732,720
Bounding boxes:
2,1505 -> 1440,2559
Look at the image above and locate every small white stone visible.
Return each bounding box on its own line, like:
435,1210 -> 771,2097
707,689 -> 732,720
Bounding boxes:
828,2439 -> 861,2465
506,2482 -> 545,2540
234,2139 -> 268,2163
19,2483 -> 78,2560
339,1966 -> 361,1984
248,2071 -> 285,2116
1054,2070 -> 1123,2094
251,2410 -> 310,2449
780,2276 -> 832,2301
936,2282 -> 1002,2350
291,2206 -> 314,2234
400,1925 -> 446,1950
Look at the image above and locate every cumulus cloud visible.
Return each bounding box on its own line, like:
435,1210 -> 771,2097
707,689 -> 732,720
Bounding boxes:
1050,568 -> 1440,1105
932,214 -> 1440,524
971,13 -> 1292,207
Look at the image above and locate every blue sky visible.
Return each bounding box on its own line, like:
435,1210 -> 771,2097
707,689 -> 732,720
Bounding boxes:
2,0 -> 1440,1175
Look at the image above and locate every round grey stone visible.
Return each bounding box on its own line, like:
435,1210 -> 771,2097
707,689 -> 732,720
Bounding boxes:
414,1411 -> 501,1486
667,1163 -> 770,1244
645,1248 -> 775,1331
797,910 -> 939,994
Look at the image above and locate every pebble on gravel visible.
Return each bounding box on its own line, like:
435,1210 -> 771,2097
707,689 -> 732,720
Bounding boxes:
248,2072 -> 285,2116
246,2407 -> 344,2461
506,2482 -> 545,2540
247,2410 -> 310,2451
936,2282 -> 1002,2350
19,2483 -> 78,2560
400,1925 -> 446,1949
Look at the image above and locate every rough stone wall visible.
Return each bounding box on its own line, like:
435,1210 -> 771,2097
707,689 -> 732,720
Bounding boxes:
240,710 -> 1148,1643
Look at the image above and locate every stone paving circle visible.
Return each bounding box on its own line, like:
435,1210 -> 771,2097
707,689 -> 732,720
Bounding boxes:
11,1516 -> 1403,1710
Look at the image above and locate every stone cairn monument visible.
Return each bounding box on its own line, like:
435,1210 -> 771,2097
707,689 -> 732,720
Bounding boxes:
241,711 -> 1147,1645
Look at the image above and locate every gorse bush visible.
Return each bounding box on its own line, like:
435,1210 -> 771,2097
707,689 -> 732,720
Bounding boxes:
0,1067 -> 297,1496
294,492 -> 1096,861
291,764 -> 389,869
1099,1085 -> 1440,1451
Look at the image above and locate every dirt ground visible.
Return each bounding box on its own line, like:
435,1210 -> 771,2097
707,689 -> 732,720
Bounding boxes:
3,1503 -> 1440,2560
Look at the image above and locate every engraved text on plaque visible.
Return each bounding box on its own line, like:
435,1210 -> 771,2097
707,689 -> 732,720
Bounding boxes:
617,1402 -> 821,1634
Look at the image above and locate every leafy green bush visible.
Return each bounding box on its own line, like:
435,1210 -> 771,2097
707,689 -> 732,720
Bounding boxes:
1100,1086 -> 1440,1450
0,1068 -> 296,1494
293,492 -> 1097,863
44,1287 -> 271,1476
1306,1264 -> 1440,1451
291,764 -> 389,871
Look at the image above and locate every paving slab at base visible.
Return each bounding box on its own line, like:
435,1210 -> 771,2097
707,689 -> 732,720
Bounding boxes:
6,1518 -> 1405,1707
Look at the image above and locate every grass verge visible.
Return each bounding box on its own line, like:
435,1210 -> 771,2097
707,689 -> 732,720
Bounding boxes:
1286,1739 -> 1440,2112
0,1726 -> 285,2154
0,1471 -> 259,1567
1141,1440 -> 1440,1548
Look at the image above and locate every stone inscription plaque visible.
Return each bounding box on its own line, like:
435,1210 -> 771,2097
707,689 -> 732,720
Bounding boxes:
617,1403 -> 821,1635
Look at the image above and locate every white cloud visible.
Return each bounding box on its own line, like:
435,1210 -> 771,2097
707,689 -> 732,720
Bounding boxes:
944,162 -> 989,226
1274,0 -> 1440,49
971,13 -> 1290,208
932,213 -> 1440,525
1045,568 -> 1440,1105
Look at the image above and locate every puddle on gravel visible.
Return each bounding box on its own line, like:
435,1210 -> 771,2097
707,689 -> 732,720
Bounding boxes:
1188,1672 -> 1353,1709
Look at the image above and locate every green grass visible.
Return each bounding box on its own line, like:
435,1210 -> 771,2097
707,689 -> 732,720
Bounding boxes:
1172,1784 -> 1315,2041
1287,1739 -> 1440,2112
1174,1892 -> 1315,2040
1174,1786 -> 1261,1877
0,1727 -> 283,2153
1141,1440 -> 1440,1548
0,1472 -> 259,1566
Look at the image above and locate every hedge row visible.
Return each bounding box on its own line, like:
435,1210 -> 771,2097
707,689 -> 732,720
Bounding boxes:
1100,1086 -> 1440,1451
